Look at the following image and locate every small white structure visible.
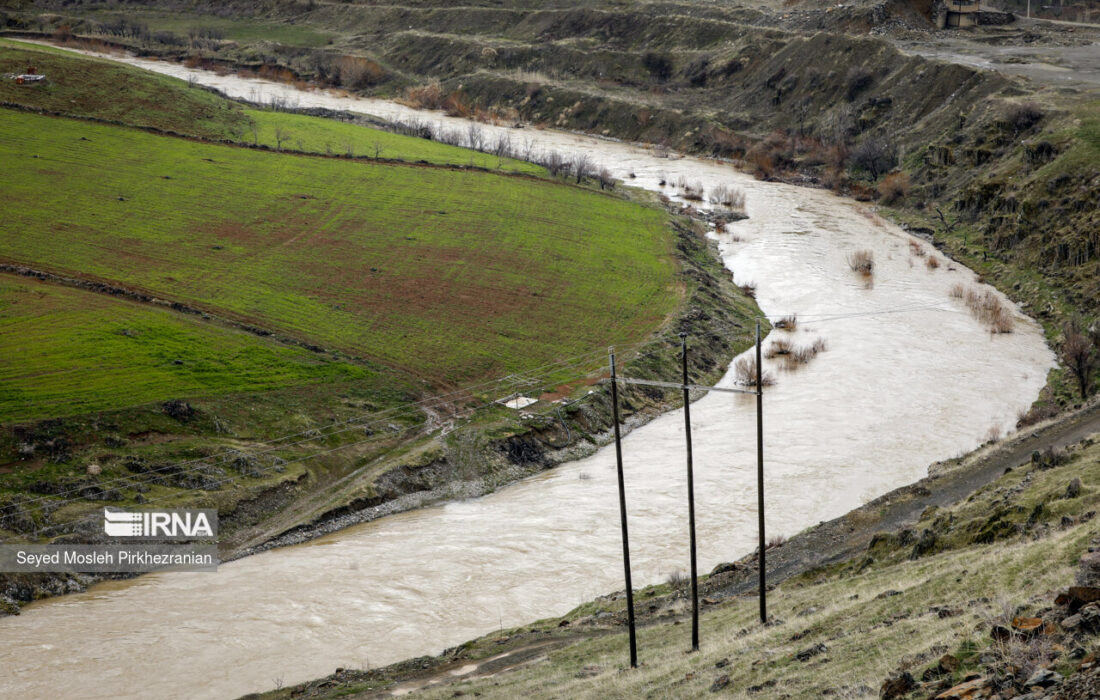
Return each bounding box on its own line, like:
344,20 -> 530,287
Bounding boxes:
6,73 -> 47,85
498,395 -> 538,410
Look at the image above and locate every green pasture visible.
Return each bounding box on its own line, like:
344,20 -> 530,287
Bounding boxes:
0,109 -> 677,391
0,276 -> 377,422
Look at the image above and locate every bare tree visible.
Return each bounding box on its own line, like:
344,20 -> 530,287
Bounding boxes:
850,136 -> 896,181
597,167 -> 615,190
1062,319 -> 1098,399
571,152 -> 592,184
274,126 -> 290,152
373,141 -> 384,159
492,133 -> 513,161
466,122 -> 485,152
343,140 -> 354,158
541,150 -> 566,177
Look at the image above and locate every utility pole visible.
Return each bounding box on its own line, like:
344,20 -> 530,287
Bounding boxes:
609,347 -> 638,668
756,321 -> 767,624
680,332 -> 700,652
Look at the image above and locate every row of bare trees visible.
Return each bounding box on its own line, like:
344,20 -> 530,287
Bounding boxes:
389,116 -> 617,188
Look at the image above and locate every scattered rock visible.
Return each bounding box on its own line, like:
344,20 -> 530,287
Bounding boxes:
709,674 -> 730,692
880,671 -> 916,699
1077,554 -> 1100,587
85,463 -> 101,476
796,643 -> 827,662
1066,477 -> 1082,499
934,676 -> 990,699
1023,668 -> 1062,688
939,654 -> 959,674
1056,586 -> 1100,611
1011,616 -> 1048,636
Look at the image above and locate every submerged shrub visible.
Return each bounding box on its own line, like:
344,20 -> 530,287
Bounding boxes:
847,249 -> 874,275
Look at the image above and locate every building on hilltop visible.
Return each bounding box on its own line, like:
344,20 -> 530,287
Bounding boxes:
933,0 -> 982,26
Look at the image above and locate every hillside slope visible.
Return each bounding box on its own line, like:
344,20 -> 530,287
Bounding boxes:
0,42 -> 763,592
253,417 -> 1100,699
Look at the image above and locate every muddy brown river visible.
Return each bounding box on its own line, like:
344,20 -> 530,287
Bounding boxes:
0,48 -> 1056,699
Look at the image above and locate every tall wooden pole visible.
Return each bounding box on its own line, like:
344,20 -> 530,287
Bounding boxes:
756,321 -> 767,624
609,347 -> 638,667
680,333 -> 700,651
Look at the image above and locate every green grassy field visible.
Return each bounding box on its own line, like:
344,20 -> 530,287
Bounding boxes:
0,41 -> 540,172
0,107 -> 676,409
0,276 -> 381,422
81,12 -> 336,48
0,40 -> 249,139
241,109 -> 541,173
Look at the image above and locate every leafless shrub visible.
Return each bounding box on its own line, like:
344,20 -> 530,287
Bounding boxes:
709,184 -> 746,211
790,346 -> 817,366
681,180 -> 705,201
985,425 -> 1003,443
735,356 -> 774,386
739,281 -> 757,299
851,136 -> 896,181
764,339 -> 793,359
541,151 -> 567,177
331,55 -> 386,90
847,249 -> 875,275
949,283 -> 965,299
400,82 -> 446,110
1002,102 -> 1044,133
766,535 -> 787,549
436,128 -> 462,147
1017,401 -> 1058,429
466,122 -> 485,152
571,152 -> 593,184
492,132 -> 513,160
596,167 -> 616,191
666,570 -> 688,591
774,314 -> 797,331
878,171 -> 910,205
926,255 -> 940,270
908,239 -> 926,257
779,337 -> 827,371
962,288 -> 1014,334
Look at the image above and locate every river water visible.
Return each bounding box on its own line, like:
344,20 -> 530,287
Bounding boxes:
0,49 -> 1056,699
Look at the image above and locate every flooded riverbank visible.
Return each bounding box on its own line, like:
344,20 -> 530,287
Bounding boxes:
0,48 -> 1056,700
